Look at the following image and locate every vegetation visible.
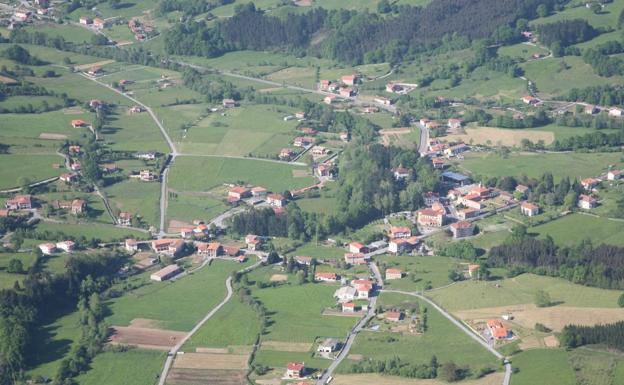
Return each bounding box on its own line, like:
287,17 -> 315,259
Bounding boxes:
560,322 -> 624,351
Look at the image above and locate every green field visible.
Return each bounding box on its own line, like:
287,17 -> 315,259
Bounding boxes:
531,213 -> 624,247
166,192 -> 229,224
379,255 -> 459,291
168,156 -> 316,192
461,151 -> 622,180
429,273 -> 622,311
34,222 -> 148,242
74,349 -> 165,385
0,154 -> 65,189
104,180 -> 161,227
0,252 -> 36,289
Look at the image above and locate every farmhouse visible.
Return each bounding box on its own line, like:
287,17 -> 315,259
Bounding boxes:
70,162 -> 81,171
467,264 -> 480,278
487,319 -> 510,340
71,119 -> 87,128
68,145 -> 81,154
447,118 -> 462,129
267,193 -> 286,207
584,105 -> 598,114
342,302 -> 356,312
607,170 -> 623,181
417,207 -> 444,227
520,202 -> 540,216
139,170 -> 155,182
93,18 -> 108,29
457,194 -> 483,210
245,234 -> 262,250
316,163 -> 332,178
150,264 -> 182,282
578,194 -> 597,209
450,221 -> 474,238
432,157 -> 446,169
344,252 -> 368,265
86,67 -> 101,76
444,143 -> 469,157
197,242 -> 222,257
348,242 -> 367,254
423,191 -> 440,207
317,338 -> 340,353
130,105 -> 144,113
151,239 -> 184,257
295,111 -> 306,119
388,237 -> 419,254
101,163 -> 117,173
522,95 -> 539,105
340,87 -> 355,97
334,286 -> 357,302
311,146 -> 329,156
59,173 -> 78,183
294,256 -> 312,266
125,239 -> 138,253
228,186 -> 251,200
286,362 -> 305,379
279,148 -> 294,159
315,272 -> 338,282
341,74 -> 358,85
324,95 -> 337,104
581,178 -> 600,191
79,16 -> 92,25
5,195 -> 32,210
386,268 -> 403,280
222,99 -> 236,108
56,241 -> 75,253
71,199 -> 86,214
319,79 -> 331,89
609,108 -> 623,117
352,279 -> 373,298
515,184 -> 530,197
38,243 -> 56,255
389,226 -> 411,239
301,127 -> 317,136
223,245 -> 241,257
118,212 -> 132,226
392,167 -> 410,180
385,311 -> 403,322
457,207 -> 480,220
294,136 -> 314,147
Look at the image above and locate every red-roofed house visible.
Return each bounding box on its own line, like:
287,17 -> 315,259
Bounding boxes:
319,79 -> 330,89
294,137 -> 314,147
520,202 -> 540,217
352,279 -> 373,298
457,207 -> 480,220
340,87 -> 355,97
487,319 -> 510,340
151,239 -> 184,257
315,272 -> 338,282
386,268 -> 403,280
349,242 -> 367,254
286,362 -> 305,379
581,178 -> 600,191
342,302 -> 355,312
118,212 -> 132,226
71,119 -> 87,128
245,234 -> 261,250
417,208 -> 444,227
450,221 -> 474,238
522,95 -> 538,105
39,243 -> 56,255
447,118 -> 462,129
228,186 -> 251,200
56,240 -> 75,253
389,226 -> 411,239
60,173 -> 78,183
385,311 -> 403,322
344,253 -> 368,265
578,194 -> 597,209
150,264 -> 182,282
125,238 -> 138,252
388,236 -> 419,254
197,242 -> 222,257
607,170 -> 623,181
5,195 -> 32,210
392,167 -> 409,180
267,194 -> 286,207
279,148 -> 294,159
341,74 -> 358,85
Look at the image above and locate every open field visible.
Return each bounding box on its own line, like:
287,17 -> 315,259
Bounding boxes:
73,349 -> 165,385
445,126 -> 555,147
173,352 -> 248,370
109,325 -> 187,350
166,192 -> 229,225
104,180 -> 161,227
378,255 -> 458,291
460,151 -> 622,180
332,373 -> 504,385
428,273 -> 622,311
168,156 -> 316,192
34,221 -> 147,241
0,252 -> 36,289
0,154 -> 64,189
531,213 -> 624,247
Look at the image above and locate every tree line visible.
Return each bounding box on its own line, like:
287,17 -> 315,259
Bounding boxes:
560,321 -> 624,351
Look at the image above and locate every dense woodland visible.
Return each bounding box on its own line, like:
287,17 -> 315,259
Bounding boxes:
560,322 -> 624,351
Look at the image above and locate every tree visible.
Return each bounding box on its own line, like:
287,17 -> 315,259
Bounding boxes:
536,4 -> 548,18
7,258 -> 24,274
90,34 -> 109,46
508,224 -> 528,243
618,293 -> 624,308
377,0 -> 391,13
296,270 -> 305,285
439,362 -> 463,382
590,2 -> 602,14
534,290 -> 552,307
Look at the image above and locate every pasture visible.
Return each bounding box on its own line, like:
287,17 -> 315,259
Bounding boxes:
73,349 -> 165,385
444,126 -> 555,147
34,221 -> 148,242
166,193 -> 229,226
378,255 -> 458,291
104,180 -> 161,227
531,213 -> 624,247
0,252 -> 36,289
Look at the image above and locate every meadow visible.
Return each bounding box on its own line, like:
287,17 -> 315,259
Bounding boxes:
104,179 -> 161,227
0,252 -> 36,289
34,221 -> 148,242
73,349 -> 165,385
531,213 -> 624,247
379,255 -> 459,291
166,193 -> 229,225
0,154 -> 64,189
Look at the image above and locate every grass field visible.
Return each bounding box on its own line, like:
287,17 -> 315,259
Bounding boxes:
104,180 -> 161,227
34,221 -> 148,242
74,349 -> 165,385
0,154 -> 65,189
445,126 -> 555,147
498,43 -> 550,61
378,255 -> 458,291
166,192 -> 229,225
461,151 -> 622,180
0,252 -> 36,289
428,273 -> 622,311
168,156 -> 316,192
531,213 -> 624,247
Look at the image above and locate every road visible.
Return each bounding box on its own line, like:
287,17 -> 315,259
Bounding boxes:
417,123 -> 429,156
382,289 -> 511,385
157,257 -> 264,385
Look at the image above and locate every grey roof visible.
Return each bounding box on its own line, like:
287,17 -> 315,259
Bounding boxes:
442,171 -> 471,182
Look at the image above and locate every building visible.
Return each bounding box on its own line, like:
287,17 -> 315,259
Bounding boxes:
342,302 -> 356,312
317,338 -> 340,353
324,95 -> 336,105
39,243 -> 56,255
92,17 -> 108,29
447,118 -> 462,129
467,264 -> 480,278
279,148 -> 294,160
223,245 -> 241,257
578,194 -> 597,209
417,208 -> 444,227
388,237 -> 419,254
5,195 -> 32,210
344,253 -> 368,265
139,170 -> 155,182
340,87 -> 355,97
316,163 -> 332,178
444,143 -> 469,157
319,79 -> 330,89
56,240 -> 75,253
385,311 -> 403,322
341,74 -> 358,85
386,82 -> 403,93
315,272 -> 338,282
441,171 -> 471,186
135,151 -> 157,160
59,173 -> 77,183
432,158 -> 446,169
286,362 -> 305,379
197,242 -> 222,257
487,319 -> 510,340
301,127 -> 317,136
125,239 -> 138,253
457,207 -> 480,220
450,221 -> 474,238
522,95 -> 539,105
520,202 -> 540,216
267,193 -> 286,207
311,146 -> 329,156
392,167 -> 409,180
130,105 -> 144,113
374,96 -> 392,105
352,279 -> 373,298
150,264 -> 182,282
294,136 -> 314,147
228,186 -> 251,200
71,199 -> 86,214
334,286 -> 357,302
222,99 -> 236,108
339,132 -> 349,142
86,67 -> 101,76
151,239 -> 184,257
348,242 -> 367,254
118,212 -> 132,226
607,170 -> 623,181
609,108 -> 623,117
515,184 -> 530,197
68,145 -> 81,154
295,111 -> 306,119
294,256 -> 312,266
79,16 -> 93,25
581,178 -> 600,191
389,226 -> 411,239
245,234 -> 261,250
386,268 -> 403,280
584,105 -> 598,115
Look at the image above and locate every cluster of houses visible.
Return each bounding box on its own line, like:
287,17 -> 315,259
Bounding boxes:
79,16 -> 110,30
4,195 -> 33,211
38,240 -> 76,255
227,185 -> 287,209
128,17 -> 157,41
385,82 -> 417,95
50,198 -> 87,215
319,74 -> 360,104
334,278 -> 374,312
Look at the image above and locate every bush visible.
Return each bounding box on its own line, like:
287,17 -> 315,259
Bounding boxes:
535,323 -> 552,333
534,290 -> 552,307
7,258 -> 24,274
618,293 -> 624,308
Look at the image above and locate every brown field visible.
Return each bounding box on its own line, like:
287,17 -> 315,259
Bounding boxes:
63,106 -> 85,114
39,133 -> 68,140
168,219 -> 193,233
269,274 -> 288,282
108,325 -> 187,350
332,373 -> 504,385
292,169 -> 310,177
74,59 -> 115,71
347,354 -> 363,360
173,353 -> 248,370
195,347 -> 230,354
444,127 -> 554,147
0,75 -> 17,84
456,304 -> 624,332
379,128 -> 414,147
167,368 -> 247,385
260,341 -> 312,352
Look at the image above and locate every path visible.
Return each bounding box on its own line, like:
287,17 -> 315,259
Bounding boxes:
417,122 -> 429,156
157,257 -> 264,385
176,153 -> 306,166
382,289 -> 511,385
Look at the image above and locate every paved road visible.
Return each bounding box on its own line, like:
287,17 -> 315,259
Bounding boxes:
417,123 -> 429,156
382,289 -> 511,385
157,257 -> 264,385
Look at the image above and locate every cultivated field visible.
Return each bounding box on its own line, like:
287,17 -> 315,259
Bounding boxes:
445,126 -> 555,147
109,325 -> 187,350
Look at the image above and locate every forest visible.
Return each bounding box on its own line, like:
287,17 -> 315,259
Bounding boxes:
560,322 -> 624,351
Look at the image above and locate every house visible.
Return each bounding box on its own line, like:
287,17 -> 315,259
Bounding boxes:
197,242 -> 222,257
448,118 -> 462,129
522,95 -> 539,105
467,264 -> 480,278
515,184 -> 530,197
392,167 -> 409,180
294,256 -> 313,266
223,245 -> 241,257
352,279 -> 373,298
294,136 -> 314,147
5,195 -> 32,210
118,212 -> 132,226
444,143 -> 469,157
245,234 -> 261,250
417,208 -> 444,227
39,243 -> 56,255
222,99 -> 236,108
389,226 -> 411,239
279,148 -> 294,160
286,362 -> 305,379
386,268 -> 403,280
348,242 -> 367,254
139,170 -> 155,182
59,173 -> 78,183
581,178 -> 599,191
70,162 -> 81,171
432,158 -> 446,169
344,252 -> 368,265
56,241 -> 75,253
86,67 -> 101,76
267,193 -> 286,207
457,207 -> 480,220
180,227 -> 195,238
315,272 -> 338,282
130,105 -> 144,113
386,82 -> 403,93
520,202 -> 540,217
374,96 -> 392,106
100,163 -> 118,174
295,111 -> 306,119
228,186 -> 251,200
125,239 -> 138,253
334,286 -> 357,302
609,108 -> 623,117
0,210 -> 10,218
71,119 -> 87,128
324,95 -> 336,104
317,338 -> 340,353
301,127 -> 317,136
487,319 -> 510,340
310,146 -> 328,156
385,311 -> 403,322
68,145 -> 81,154
423,192 -> 440,206
93,17 -> 108,29
150,264 -> 182,282
458,194 -> 483,210
151,239 -> 184,257
316,163 -> 332,178
341,74 -> 358,85
319,79 -> 331,89
339,132 -> 349,142
450,221 -> 474,238
607,170 -> 623,181
135,151 -> 157,160
342,302 -> 356,312
441,171 -> 471,186
79,16 -> 93,25
388,237 -> 419,254
578,194 -> 597,209
89,99 -> 103,109
71,199 -> 86,214
273,207 -> 287,216
584,105 -> 598,115
340,87 -> 355,97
